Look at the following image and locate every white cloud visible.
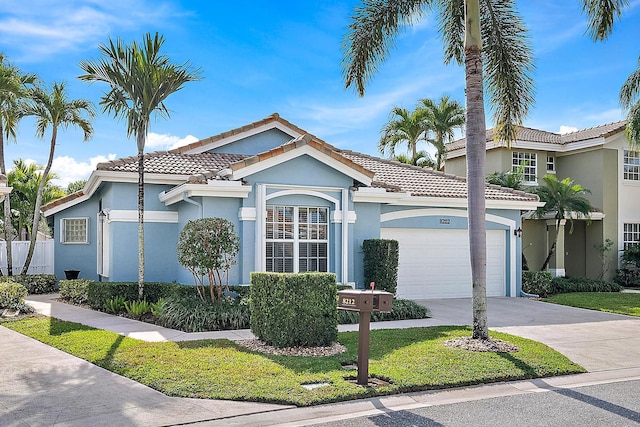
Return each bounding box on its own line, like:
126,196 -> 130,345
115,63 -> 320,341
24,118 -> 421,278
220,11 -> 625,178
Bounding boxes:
559,125 -> 579,134
0,1 -> 180,61
49,154 -> 117,188
145,133 -> 199,150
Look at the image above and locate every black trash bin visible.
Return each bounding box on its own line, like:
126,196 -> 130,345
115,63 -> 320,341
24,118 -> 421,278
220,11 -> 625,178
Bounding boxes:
64,270 -> 80,280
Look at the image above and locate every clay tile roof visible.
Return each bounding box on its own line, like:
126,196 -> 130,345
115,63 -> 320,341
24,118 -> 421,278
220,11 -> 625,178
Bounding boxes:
339,150 -> 538,202
560,120 -> 627,143
96,151 -> 249,175
42,190 -> 85,212
447,120 -> 627,152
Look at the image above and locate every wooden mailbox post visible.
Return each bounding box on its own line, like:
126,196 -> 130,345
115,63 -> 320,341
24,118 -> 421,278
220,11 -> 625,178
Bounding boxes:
337,287 -> 393,385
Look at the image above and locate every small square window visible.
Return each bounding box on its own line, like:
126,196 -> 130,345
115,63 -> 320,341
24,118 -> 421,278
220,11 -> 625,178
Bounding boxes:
61,218 -> 88,244
546,156 -> 555,172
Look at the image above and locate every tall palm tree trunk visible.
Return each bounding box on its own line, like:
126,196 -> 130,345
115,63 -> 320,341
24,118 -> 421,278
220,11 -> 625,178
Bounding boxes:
21,128 -> 57,275
0,127 -> 13,275
137,137 -> 145,300
541,218 -> 562,271
465,0 -> 489,340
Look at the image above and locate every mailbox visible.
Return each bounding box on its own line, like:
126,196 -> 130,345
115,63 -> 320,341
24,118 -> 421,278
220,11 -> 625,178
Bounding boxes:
338,290 -> 393,313
337,288 -> 394,386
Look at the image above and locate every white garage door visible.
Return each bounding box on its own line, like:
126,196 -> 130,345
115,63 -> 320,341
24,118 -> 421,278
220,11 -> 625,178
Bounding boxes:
380,228 -> 506,299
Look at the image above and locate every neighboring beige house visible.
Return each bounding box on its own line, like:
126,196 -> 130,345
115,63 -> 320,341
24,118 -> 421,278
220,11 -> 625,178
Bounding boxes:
446,120 -> 639,281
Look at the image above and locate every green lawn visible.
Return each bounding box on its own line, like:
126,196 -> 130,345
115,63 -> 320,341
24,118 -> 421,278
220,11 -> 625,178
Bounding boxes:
2,316 -> 584,406
544,292 -> 640,316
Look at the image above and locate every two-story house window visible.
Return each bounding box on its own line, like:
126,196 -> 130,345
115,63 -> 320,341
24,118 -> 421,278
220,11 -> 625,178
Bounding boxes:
265,206 -> 328,273
512,152 -> 537,183
624,150 -> 640,181
624,223 -> 640,250
546,156 -> 555,173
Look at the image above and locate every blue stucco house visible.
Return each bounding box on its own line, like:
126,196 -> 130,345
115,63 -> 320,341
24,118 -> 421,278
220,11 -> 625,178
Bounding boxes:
42,114 -> 540,299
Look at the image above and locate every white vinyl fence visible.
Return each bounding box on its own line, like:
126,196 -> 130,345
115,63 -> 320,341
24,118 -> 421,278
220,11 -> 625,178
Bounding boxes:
0,240 -> 54,275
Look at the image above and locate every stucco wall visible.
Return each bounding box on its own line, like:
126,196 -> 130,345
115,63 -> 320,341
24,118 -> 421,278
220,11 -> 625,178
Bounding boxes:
213,128 -> 294,155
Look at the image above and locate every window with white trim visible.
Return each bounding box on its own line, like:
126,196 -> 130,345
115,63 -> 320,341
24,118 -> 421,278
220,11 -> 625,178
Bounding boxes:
624,223 -> 640,250
61,217 -> 89,244
624,150 -> 640,181
265,206 -> 328,273
546,155 -> 555,173
512,152 -> 537,183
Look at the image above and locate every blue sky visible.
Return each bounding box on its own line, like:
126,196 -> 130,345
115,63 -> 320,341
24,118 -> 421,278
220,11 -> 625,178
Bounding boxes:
1,0 -> 639,187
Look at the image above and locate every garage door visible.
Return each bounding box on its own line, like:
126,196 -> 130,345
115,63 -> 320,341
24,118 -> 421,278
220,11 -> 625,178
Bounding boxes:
380,228 -> 506,299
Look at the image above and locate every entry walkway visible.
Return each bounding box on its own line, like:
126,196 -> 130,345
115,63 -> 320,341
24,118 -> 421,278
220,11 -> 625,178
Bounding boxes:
2,293 -> 639,426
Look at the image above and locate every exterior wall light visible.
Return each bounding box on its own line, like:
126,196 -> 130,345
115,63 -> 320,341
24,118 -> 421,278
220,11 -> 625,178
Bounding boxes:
514,227 -> 523,238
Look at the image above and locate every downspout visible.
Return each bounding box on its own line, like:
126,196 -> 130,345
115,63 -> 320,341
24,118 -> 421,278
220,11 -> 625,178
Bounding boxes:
182,193 -> 203,218
519,210 -> 539,298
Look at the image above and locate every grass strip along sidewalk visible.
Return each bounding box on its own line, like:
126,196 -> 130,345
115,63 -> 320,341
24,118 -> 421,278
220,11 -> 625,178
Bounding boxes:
2,316 -> 584,406
544,292 -> 640,317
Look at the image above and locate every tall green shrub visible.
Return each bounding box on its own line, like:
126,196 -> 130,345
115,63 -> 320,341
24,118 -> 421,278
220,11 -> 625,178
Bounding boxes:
250,272 -> 338,347
363,239 -> 399,295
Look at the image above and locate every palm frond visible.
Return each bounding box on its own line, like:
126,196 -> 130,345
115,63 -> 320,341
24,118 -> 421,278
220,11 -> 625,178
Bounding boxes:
437,0 -> 465,65
342,0 -> 433,96
481,0 -> 535,146
581,0 -> 628,41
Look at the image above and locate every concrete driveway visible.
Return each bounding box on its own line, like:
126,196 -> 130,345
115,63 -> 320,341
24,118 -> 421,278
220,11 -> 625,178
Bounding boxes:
423,297 -> 640,372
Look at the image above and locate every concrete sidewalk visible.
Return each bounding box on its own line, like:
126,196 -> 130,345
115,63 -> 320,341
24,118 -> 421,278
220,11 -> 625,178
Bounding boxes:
5,293 -> 640,426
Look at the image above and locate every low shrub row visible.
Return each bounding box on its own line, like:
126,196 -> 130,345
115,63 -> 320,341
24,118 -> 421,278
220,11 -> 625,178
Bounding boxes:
337,298 -> 430,324
57,278 -> 431,334
9,274 -> 57,294
523,271 -> 623,297
614,268 -> 640,287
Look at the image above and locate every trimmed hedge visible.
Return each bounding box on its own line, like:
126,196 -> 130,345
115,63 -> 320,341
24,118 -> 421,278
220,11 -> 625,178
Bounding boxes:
86,282 -> 183,309
10,274 -> 57,294
59,279 -> 92,305
551,277 -> 622,294
363,239 -> 399,295
338,298 -> 430,324
522,271 -> 553,297
250,272 -> 338,347
523,271 -> 622,297
0,281 -> 28,309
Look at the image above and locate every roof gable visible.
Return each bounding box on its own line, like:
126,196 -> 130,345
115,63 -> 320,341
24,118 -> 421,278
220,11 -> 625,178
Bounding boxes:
220,134 -> 375,186
171,113 -> 310,155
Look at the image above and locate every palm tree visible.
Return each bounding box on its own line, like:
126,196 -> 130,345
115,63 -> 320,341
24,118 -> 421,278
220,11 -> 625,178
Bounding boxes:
533,175 -> 592,271
419,96 -> 465,170
0,54 -> 36,275
621,55 -> 640,145
486,163 -> 525,191
8,159 -> 66,239
379,106 -> 429,164
342,0 -> 622,340
19,82 -> 94,274
395,151 -> 436,168
79,32 -> 201,299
